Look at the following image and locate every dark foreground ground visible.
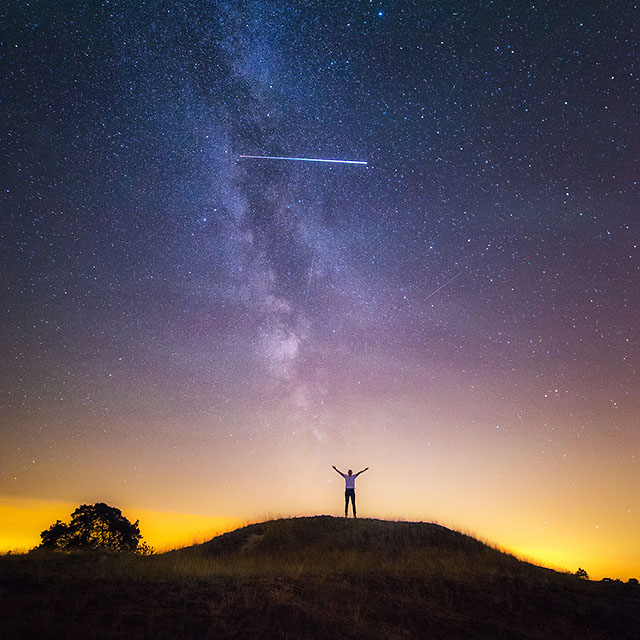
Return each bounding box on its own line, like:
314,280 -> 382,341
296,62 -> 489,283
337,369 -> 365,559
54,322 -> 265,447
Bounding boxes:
2,516 -> 639,639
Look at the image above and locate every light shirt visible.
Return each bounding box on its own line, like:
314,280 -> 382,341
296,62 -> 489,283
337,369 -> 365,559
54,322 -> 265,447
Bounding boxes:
343,473 -> 356,489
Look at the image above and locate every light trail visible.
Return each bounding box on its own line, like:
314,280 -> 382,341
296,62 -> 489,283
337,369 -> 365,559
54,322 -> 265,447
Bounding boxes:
424,272 -> 462,301
239,155 -> 367,165
304,250 -> 316,305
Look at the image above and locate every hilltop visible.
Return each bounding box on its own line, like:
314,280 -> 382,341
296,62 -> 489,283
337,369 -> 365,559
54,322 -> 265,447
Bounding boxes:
189,514 -> 488,556
2,516 -> 639,639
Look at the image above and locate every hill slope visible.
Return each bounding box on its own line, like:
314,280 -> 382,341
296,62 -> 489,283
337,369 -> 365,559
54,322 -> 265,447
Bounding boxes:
2,516 -> 639,639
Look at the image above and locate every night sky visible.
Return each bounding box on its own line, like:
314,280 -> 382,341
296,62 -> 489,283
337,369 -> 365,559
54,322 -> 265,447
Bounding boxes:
2,1 -> 639,578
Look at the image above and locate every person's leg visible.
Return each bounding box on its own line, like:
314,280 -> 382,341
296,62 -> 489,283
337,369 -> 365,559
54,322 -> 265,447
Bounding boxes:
345,489 -> 356,517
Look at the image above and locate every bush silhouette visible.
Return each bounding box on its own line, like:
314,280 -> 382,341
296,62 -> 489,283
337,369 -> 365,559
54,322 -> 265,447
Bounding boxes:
575,567 -> 589,580
39,502 -> 150,553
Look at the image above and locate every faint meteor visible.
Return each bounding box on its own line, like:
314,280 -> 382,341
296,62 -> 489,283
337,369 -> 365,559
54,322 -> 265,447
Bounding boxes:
304,250 -> 316,304
424,271 -> 462,301
239,154 -> 367,165
445,82 -> 457,101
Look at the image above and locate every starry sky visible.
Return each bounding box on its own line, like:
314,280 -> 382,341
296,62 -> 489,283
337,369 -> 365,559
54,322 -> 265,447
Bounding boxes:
1,1 -> 638,578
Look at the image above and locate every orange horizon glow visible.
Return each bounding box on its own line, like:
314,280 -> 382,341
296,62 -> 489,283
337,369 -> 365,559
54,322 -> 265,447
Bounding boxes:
1,494 -> 637,581
0,496 -> 243,554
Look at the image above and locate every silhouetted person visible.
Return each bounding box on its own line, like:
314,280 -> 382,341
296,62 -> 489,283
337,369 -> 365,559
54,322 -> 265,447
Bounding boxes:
332,465 -> 369,517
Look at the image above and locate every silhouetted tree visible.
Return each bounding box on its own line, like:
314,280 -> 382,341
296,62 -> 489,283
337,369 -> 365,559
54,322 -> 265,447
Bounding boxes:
575,567 -> 589,580
39,503 -> 150,553
40,519 -> 72,549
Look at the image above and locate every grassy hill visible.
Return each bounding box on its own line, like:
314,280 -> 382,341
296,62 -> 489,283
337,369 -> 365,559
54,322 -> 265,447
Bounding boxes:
2,516 -> 639,639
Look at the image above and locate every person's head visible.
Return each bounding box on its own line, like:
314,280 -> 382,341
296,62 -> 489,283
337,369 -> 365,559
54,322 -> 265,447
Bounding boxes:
348,469 -> 353,475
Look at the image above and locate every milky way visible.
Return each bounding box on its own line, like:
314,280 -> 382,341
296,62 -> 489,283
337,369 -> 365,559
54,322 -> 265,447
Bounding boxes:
1,1 -> 639,577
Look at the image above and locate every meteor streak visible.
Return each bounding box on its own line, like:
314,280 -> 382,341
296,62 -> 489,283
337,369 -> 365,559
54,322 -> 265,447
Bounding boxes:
424,271 -> 462,301
239,154 -> 367,165
304,250 -> 316,304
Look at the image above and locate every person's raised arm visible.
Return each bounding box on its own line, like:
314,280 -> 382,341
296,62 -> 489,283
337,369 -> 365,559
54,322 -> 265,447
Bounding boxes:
354,467 -> 369,477
332,465 -> 345,477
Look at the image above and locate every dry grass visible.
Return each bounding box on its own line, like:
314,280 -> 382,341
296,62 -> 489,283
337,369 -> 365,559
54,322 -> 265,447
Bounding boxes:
2,516 -> 639,639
